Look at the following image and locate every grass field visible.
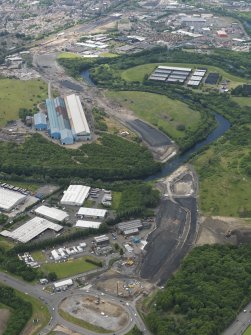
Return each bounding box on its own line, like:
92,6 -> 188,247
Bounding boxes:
57,52 -> 82,59
107,90 -> 201,140
112,191 -> 122,210
244,326 -> 251,335
0,79 -> 47,126
232,96 -> 251,107
31,251 -> 46,262
16,291 -> 50,335
0,237 -> 14,251
121,62 -> 247,88
59,309 -> 111,333
192,139 -> 251,217
41,256 -> 98,279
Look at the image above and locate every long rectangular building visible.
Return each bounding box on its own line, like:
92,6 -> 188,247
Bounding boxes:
76,220 -> 102,229
77,207 -> 107,219
64,94 -> 91,140
0,217 -> 62,243
35,205 -> 69,222
61,185 -> 90,206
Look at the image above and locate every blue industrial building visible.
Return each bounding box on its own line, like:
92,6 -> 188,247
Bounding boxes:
45,98 -> 74,144
34,112 -> 47,130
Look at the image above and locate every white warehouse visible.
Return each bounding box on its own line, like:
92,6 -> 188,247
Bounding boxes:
0,217 -> 63,243
64,94 -> 91,140
0,187 -> 27,212
35,205 -> 69,222
77,207 -> 107,219
60,185 -> 90,206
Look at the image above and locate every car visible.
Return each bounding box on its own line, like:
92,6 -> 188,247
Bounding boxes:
244,309 -> 247,313
52,307 -> 55,311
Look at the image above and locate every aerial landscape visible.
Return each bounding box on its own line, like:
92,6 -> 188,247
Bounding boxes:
0,0 -> 251,335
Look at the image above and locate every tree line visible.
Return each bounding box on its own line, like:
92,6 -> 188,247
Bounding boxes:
0,285 -> 32,335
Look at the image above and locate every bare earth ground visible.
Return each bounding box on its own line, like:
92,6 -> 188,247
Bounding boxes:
0,309 -> 10,335
196,216 -> 251,245
53,325 -> 81,335
60,295 -> 128,331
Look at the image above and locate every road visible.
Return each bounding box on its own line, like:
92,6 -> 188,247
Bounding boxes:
222,304 -> 251,335
0,271 -> 150,335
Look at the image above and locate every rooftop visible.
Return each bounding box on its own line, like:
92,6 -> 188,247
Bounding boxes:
35,205 -> 69,222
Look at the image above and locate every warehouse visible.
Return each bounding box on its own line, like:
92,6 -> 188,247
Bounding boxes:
35,205 -> 69,222
60,185 -> 90,206
0,217 -> 63,243
77,207 -> 107,219
94,235 -> 109,245
34,112 -> 47,130
187,80 -> 201,87
46,97 -> 74,144
0,186 -> 27,211
54,279 -> 73,290
76,220 -> 102,229
117,219 -> 143,235
64,94 -> 91,140
46,98 -> 60,139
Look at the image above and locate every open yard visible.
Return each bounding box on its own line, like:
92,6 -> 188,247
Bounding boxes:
0,79 -> 47,126
121,62 -> 247,88
0,237 -> 14,251
41,256 -> 99,279
107,90 -> 201,140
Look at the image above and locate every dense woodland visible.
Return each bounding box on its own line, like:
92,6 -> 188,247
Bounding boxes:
146,244 -> 251,335
0,286 -> 32,335
0,133 -> 160,181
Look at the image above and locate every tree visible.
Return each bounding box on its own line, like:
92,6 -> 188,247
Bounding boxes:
47,272 -> 57,281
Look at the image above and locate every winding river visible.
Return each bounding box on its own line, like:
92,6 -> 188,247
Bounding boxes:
81,70 -> 231,180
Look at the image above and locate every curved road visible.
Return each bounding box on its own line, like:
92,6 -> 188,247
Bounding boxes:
0,271 -> 149,335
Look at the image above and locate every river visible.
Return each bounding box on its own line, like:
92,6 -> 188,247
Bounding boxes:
81,70 -> 231,180
147,113 -> 231,181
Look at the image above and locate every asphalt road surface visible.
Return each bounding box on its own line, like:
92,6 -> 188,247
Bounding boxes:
222,303 -> 251,335
0,272 -> 150,335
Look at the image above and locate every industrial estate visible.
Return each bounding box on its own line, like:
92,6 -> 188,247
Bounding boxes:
0,1 -> 251,335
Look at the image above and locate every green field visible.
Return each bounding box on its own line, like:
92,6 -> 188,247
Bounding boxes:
41,256 -> 98,279
31,251 -> 46,262
107,90 -> 201,140
244,326 -> 251,335
192,127 -> 251,217
59,309 -> 111,333
121,62 -> 247,88
57,52 -> 82,59
0,78 -> 47,126
232,96 -> 251,107
0,237 -> 14,251
16,290 -> 50,335
112,191 -> 122,210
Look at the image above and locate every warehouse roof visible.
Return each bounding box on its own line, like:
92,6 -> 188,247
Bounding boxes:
65,94 -> 90,136
46,98 -> 59,134
0,187 -> 26,211
158,65 -> 192,72
54,279 -> 73,288
117,219 -> 142,232
34,112 -> 46,125
61,185 -> 90,206
77,207 -> 107,218
76,220 -> 102,229
35,205 -> 69,222
0,217 -> 62,243
94,234 -> 109,242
